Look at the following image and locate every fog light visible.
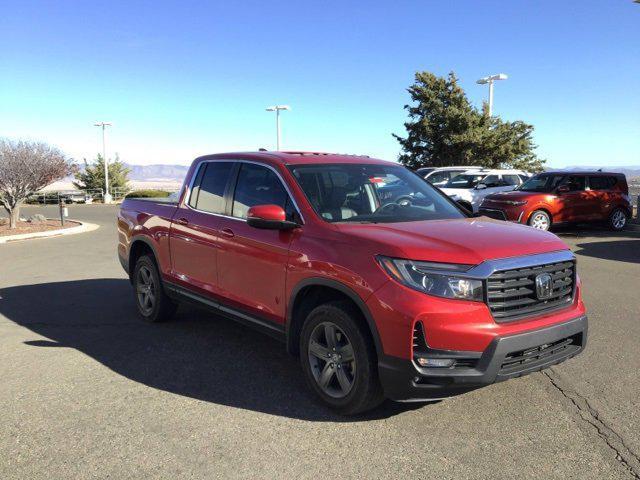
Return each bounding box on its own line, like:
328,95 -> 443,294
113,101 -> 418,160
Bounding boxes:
415,357 -> 455,368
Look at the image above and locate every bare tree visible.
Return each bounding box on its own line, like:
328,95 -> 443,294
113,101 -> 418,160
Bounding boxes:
0,139 -> 75,229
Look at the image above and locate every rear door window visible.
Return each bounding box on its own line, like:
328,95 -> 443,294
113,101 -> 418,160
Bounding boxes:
563,176 -> 587,192
191,162 -> 235,214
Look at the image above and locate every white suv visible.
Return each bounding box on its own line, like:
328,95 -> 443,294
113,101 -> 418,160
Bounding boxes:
416,166 -> 483,188
439,169 -> 531,213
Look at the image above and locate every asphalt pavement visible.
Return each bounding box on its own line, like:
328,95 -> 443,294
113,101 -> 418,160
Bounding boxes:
0,205 -> 638,479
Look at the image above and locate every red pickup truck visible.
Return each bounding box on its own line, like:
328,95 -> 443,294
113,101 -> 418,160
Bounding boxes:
118,152 -> 587,414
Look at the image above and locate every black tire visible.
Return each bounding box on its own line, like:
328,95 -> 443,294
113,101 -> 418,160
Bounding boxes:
132,254 -> 177,323
528,210 -> 551,231
608,208 -> 627,231
300,300 -> 384,415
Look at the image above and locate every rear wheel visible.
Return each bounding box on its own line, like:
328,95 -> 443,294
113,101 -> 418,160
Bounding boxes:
300,301 -> 383,415
528,210 -> 551,231
608,208 -> 627,231
133,254 -> 177,322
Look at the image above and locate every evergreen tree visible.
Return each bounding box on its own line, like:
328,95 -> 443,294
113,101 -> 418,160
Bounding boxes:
394,71 -> 545,172
73,154 -> 130,193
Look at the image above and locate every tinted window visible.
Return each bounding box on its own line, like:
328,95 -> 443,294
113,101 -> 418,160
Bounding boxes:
480,175 -> 502,187
503,174 -> 521,186
232,163 -> 291,219
291,164 -> 464,223
443,174 -> 485,188
188,163 -> 207,208
426,171 -> 449,184
190,162 -> 234,213
563,176 -> 587,192
518,174 -> 565,192
589,176 -> 617,190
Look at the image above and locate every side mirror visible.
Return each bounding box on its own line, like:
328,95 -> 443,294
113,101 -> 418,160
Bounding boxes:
557,185 -> 570,193
247,204 -> 299,230
475,184 -> 487,190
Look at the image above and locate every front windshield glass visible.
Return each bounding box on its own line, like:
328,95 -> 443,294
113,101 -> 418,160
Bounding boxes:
517,174 -> 565,192
443,174 -> 485,189
289,164 -> 465,223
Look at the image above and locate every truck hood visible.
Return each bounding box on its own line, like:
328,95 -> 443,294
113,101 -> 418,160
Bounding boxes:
335,218 -> 568,265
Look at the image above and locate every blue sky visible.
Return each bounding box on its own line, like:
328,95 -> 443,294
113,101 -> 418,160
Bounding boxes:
1,0 -> 638,167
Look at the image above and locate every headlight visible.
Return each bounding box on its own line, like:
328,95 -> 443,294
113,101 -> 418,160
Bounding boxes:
377,256 -> 483,301
505,200 -> 527,206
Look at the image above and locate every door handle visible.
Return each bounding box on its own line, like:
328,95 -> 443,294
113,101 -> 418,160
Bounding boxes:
175,217 -> 189,226
221,227 -> 235,238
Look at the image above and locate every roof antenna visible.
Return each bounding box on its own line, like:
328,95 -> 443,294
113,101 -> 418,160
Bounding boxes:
258,148 -> 268,151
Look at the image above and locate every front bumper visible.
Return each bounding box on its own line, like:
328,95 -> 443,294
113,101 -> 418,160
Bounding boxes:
378,315 -> 587,401
479,204 -> 526,223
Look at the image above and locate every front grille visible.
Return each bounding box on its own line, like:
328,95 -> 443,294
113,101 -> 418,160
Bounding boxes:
499,333 -> 582,376
486,260 -> 575,321
479,208 -> 507,221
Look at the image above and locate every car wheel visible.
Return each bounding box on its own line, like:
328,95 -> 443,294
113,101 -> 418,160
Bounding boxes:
133,254 -> 177,322
300,301 -> 383,415
608,208 -> 627,231
528,210 -> 551,231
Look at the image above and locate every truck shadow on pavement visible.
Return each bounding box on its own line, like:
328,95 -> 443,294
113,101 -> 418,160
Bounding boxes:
573,239 -> 640,264
0,279 -> 424,422
556,227 -> 640,264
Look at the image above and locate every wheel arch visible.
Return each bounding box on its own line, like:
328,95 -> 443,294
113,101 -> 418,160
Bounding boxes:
286,278 -> 383,358
613,204 -> 633,218
128,236 -> 160,283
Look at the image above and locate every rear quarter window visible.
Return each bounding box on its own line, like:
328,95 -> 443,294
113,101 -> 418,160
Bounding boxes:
589,176 -> 618,190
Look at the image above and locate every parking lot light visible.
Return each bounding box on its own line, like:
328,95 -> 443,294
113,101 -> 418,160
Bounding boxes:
476,74 -> 508,116
265,105 -> 290,151
94,122 -> 113,203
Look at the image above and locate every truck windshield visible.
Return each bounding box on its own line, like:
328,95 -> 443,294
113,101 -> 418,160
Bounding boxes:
289,164 -> 465,223
443,174 -> 485,189
517,174 -> 566,192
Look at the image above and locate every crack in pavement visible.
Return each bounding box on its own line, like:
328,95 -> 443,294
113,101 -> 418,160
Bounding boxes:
543,368 -> 640,479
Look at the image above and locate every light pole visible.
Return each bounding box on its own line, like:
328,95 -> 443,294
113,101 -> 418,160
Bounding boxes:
265,105 -> 290,150
476,73 -> 508,116
94,122 -> 113,203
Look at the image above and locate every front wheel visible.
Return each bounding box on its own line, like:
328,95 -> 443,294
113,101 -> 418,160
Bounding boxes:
300,301 -> 383,415
528,210 -> 551,231
608,208 -> 627,231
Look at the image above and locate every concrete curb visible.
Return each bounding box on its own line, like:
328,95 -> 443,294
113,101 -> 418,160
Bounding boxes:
0,220 -> 100,244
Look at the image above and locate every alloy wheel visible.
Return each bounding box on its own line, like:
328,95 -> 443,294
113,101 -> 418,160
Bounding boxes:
307,322 -> 356,398
612,210 -> 626,229
136,266 -> 156,315
531,212 -> 550,230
